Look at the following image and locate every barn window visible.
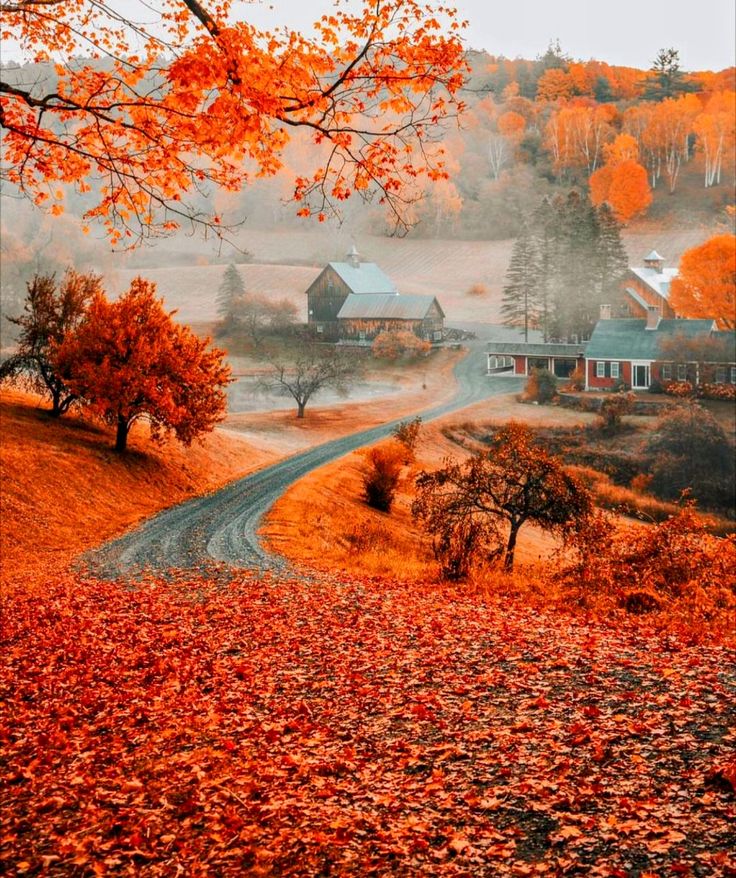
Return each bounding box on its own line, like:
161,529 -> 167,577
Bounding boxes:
316,324 -> 324,334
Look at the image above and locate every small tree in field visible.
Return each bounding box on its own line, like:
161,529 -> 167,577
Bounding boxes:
413,422 -> 592,573
392,417 -> 423,462
597,390 -> 636,434
215,264 -> 246,323
0,270 -> 100,416
54,278 -> 231,451
265,343 -> 361,418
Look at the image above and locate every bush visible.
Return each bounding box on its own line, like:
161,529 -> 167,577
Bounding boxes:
524,368 -> 557,403
392,417 -> 422,461
645,402 -> 735,509
371,331 -> 431,361
467,283 -> 488,296
362,441 -> 405,512
566,365 -> 585,391
596,390 -> 635,434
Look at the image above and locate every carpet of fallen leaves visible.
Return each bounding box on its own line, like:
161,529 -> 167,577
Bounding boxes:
2,572 -> 735,877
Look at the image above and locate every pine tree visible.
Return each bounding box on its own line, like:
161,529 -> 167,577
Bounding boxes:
216,264 -> 245,321
594,204 -> 629,315
531,197 -> 558,341
501,221 -> 540,342
643,48 -> 696,101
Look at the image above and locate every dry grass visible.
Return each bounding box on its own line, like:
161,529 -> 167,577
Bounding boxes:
0,388 -> 272,591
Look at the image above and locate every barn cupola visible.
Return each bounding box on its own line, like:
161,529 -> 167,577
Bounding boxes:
346,244 -> 361,269
643,249 -> 665,274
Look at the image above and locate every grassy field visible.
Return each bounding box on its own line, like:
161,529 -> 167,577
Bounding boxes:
108,226 -> 719,326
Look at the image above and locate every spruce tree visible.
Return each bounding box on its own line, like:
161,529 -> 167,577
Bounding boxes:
643,48 -> 696,101
216,264 -> 245,321
594,204 -> 629,315
531,197 -> 558,341
501,221 -> 540,342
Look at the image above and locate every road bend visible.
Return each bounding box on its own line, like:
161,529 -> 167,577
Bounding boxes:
84,346 -> 523,578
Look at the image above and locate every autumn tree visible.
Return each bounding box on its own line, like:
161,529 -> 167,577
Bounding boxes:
264,343 -> 361,418
1,0 -> 467,242
224,293 -> 298,348
413,422 -> 592,572
362,441 -> 406,513
669,235 -> 736,329
0,269 -> 100,416
501,222 -> 540,342
590,159 -> 652,224
54,278 -> 231,451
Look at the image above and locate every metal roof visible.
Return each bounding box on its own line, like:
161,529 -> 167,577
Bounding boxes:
629,266 -> 678,299
327,261 -> 397,295
586,318 -> 718,361
486,342 -> 585,357
644,250 -> 665,261
337,293 -> 443,321
624,286 -> 652,311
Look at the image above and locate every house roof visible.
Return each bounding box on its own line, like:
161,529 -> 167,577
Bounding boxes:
586,318 -> 718,361
327,261 -> 398,295
337,293 -> 443,321
487,342 -> 585,357
629,266 -> 678,300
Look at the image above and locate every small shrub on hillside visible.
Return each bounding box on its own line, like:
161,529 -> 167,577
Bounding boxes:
466,283 -> 488,296
392,416 -> 422,461
524,368 -> 557,404
362,441 -> 405,512
561,505 -> 736,626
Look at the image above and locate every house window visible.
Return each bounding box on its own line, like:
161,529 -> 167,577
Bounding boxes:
676,364 -> 687,381
731,366 -> 736,385
595,362 -> 605,378
715,367 -> 727,384
316,324 -> 324,334
660,364 -> 672,381
610,362 -> 620,379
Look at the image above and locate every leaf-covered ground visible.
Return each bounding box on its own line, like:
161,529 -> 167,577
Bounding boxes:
2,572 -> 735,877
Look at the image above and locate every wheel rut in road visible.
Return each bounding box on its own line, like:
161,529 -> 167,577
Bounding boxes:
85,348 -> 522,578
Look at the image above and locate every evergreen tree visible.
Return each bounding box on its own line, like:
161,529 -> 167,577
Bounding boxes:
594,204 -> 629,314
501,221 -> 540,342
216,264 -> 245,321
531,197 -> 558,341
643,48 -> 696,101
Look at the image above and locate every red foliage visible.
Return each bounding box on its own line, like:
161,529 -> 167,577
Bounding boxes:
2,573 -> 734,875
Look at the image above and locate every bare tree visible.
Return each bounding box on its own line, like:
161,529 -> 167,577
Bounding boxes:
264,343 -> 362,418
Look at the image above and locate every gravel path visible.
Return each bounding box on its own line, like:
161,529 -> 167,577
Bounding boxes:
84,346 -> 523,578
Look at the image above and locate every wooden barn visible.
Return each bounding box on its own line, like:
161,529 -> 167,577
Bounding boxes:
621,249 -> 678,319
306,247 -> 444,343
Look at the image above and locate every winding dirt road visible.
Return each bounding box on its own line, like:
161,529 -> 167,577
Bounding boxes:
85,346 -> 523,578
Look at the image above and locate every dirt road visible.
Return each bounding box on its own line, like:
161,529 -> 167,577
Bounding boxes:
85,345 -> 523,577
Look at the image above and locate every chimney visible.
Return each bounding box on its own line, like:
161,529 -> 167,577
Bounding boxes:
645,306 -> 661,331
643,249 -> 665,274
347,244 -> 361,269
599,303 -> 612,320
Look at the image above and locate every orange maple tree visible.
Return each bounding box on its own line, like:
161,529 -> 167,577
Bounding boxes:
1,0 -> 467,242
54,277 -> 231,450
589,158 -> 652,223
669,234 -> 736,329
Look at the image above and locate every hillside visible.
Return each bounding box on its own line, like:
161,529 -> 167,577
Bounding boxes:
0,389 -> 274,590
106,226 -> 716,328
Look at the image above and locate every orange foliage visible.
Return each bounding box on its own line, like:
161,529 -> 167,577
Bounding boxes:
589,158 -> 652,223
1,0 -> 467,241
54,278 -> 231,451
536,68 -> 574,102
0,389 -> 263,591
670,234 -> 736,329
497,110 -> 526,138
603,133 -> 639,165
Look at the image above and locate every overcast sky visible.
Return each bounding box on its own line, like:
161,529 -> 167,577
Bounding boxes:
2,0 -> 734,71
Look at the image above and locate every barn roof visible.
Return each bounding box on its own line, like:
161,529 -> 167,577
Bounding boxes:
629,266 -> 678,299
586,318 -> 718,361
337,293 -> 443,321
327,261 -> 398,294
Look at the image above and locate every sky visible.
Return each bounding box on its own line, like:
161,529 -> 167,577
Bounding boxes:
2,0 -> 734,71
